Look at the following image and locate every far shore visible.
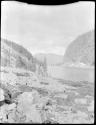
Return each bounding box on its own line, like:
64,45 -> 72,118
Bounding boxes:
48,64 -> 94,69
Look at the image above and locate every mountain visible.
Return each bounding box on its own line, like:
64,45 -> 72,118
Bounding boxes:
63,30 -> 95,66
1,38 -> 46,74
34,53 -> 64,65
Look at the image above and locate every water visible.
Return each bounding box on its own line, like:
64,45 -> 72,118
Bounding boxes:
48,66 -> 94,83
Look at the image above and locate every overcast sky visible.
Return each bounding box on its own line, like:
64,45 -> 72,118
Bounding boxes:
1,1 -> 95,55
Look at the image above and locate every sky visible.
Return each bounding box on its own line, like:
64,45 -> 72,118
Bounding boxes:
1,1 -> 95,55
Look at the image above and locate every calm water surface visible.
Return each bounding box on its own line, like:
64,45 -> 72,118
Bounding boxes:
48,66 -> 94,83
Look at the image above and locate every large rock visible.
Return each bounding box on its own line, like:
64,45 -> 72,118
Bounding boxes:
7,103 -> 16,110
0,105 -> 8,122
0,103 -> 16,123
16,91 -> 42,123
0,88 -> 5,101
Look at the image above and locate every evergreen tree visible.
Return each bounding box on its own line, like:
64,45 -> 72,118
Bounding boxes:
43,57 -> 47,76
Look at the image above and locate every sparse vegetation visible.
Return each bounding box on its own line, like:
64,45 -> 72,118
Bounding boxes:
1,38 -> 47,75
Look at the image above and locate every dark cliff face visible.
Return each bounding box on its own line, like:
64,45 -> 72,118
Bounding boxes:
63,30 -> 95,66
1,38 -> 47,73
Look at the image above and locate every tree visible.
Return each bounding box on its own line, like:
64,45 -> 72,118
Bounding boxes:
44,57 -> 47,72
16,56 -> 27,69
43,57 -> 48,76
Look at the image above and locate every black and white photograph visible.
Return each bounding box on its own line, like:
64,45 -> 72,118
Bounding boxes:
0,1 -> 95,124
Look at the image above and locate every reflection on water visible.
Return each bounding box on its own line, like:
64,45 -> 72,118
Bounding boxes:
48,66 -> 94,83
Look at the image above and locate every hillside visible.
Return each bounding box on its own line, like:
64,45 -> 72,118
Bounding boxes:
0,38 -> 94,124
63,30 -> 95,66
34,53 -> 63,65
1,38 -> 47,75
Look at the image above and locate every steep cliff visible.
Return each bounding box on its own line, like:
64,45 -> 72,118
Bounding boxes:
63,30 -> 95,66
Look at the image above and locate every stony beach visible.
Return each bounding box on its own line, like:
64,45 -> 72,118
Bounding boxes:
0,67 -> 94,123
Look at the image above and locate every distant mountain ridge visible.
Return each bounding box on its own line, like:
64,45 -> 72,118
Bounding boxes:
34,53 -> 64,65
63,30 -> 95,66
1,38 -> 46,74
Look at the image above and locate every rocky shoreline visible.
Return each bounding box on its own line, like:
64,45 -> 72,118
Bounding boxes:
0,67 -> 94,123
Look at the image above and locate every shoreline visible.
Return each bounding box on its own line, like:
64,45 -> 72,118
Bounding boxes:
62,64 -> 94,69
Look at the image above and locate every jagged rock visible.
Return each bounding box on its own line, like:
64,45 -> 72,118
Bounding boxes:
4,91 -> 12,104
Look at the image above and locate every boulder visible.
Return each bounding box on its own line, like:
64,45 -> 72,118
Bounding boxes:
0,88 -> 5,101
7,103 -> 16,111
0,105 -> 8,122
0,103 -> 16,122
16,91 -> 42,123
31,90 -> 41,104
